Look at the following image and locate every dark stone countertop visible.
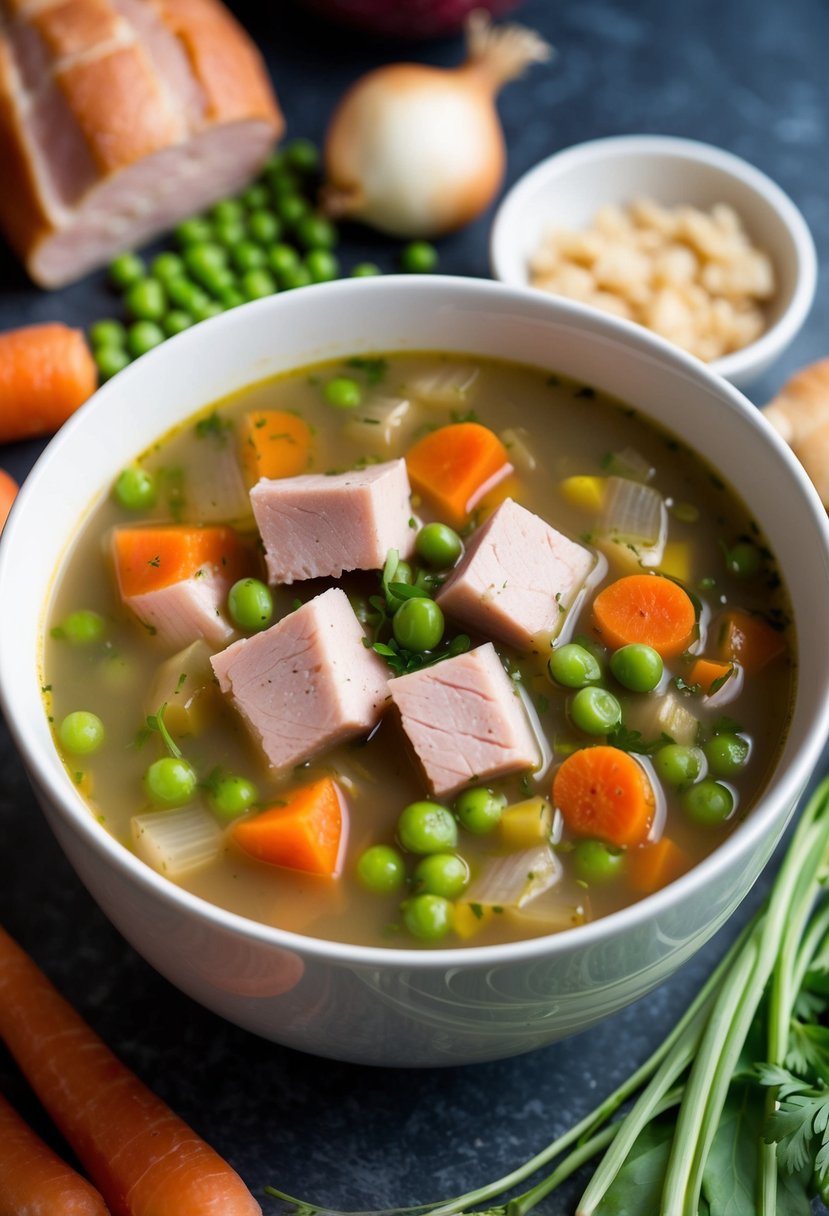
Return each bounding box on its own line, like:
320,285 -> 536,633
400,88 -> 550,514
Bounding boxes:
1,0 -> 829,1210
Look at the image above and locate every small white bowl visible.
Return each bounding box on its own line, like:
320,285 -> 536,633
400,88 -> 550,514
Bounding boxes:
490,135 -> 817,388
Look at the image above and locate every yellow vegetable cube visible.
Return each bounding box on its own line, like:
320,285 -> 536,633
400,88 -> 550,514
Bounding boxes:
559,475 -> 605,512
453,902 -> 494,939
499,797 -> 553,850
659,541 -> 692,583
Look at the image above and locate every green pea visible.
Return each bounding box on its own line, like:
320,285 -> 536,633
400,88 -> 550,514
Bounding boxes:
210,198 -> 245,225
295,214 -> 338,251
218,288 -> 246,310
267,167 -> 301,198
183,243 -> 228,283
89,318 -> 127,348
401,893 -> 454,941
109,252 -> 145,289
114,466 -> 157,510
654,743 -> 705,787
227,578 -> 273,631
351,262 -> 382,277
398,800 -> 458,854
191,299 -> 225,322
95,346 -> 131,381
454,787 -> 506,834
572,839 -> 625,883
97,652 -> 136,689
59,710 -> 105,755
144,756 -> 197,807
242,183 -> 270,210
682,779 -> 734,826
240,269 -> 277,300
57,609 -> 106,645
393,597 -> 444,652
704,733 -> 750,777
610,644 -> 664,693
284,137 -> 320,173
305,249 -> 340,283
248,210 -> 281,245
127,321 -> 165,358
275,194 -> 310,227
278,263 -> 312,291
413,853 -> 469,899
569,686 -> 622,735
324,376 -> 362,409
548,643 -> 602,689
213,219 -> 247,249
163,310 -> 194,337
357,844 -> 406,894
166,279 -> 209,312
267,243 -> 300,276
400,241 -> 439,273
124,278 -> 166,322
208,772 -> 258,820
724,540 -> 763,579
151,252 -> 186,284
232,240 -> 268,272
174,216 -> 214,246
415,522 -> 463,568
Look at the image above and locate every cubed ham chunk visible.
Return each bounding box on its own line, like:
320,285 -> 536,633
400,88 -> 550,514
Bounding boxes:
388,642 -> 539,798
210,587 -> 389,773
250,458 -> 415,585
437,499 -> 597,653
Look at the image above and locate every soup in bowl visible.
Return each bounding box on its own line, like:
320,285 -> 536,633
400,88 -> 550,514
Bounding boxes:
1,277 -> 828,1066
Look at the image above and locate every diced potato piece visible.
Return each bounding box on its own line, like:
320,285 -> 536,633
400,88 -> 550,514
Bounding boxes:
453,902 -> 495,940
132,806 -> 223,878
344,396 -> 414,455
659,541 -> 692,583
559,475 -> 605,512
499,797 -> 553,851
145,640 -> 220,737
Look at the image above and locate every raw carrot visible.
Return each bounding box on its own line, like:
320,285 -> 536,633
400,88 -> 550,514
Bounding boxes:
0,468 -> 18,533
628,836 -> 691,895
0,1089 -> 110,1216
592,573 -> 697,658
0,925 -> 261,1216
239,409 -> 312,485
552,745 -> 655,848
686,656 -> 735,695
112,525 -> 249,599
405,422 -> 513,527
233,777 -> 347,876
717,608 -> 787,671
0,324 -> 97,444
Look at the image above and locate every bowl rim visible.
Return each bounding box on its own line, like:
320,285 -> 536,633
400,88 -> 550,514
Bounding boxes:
489,133 -> 818,385
2,273 -> 829,972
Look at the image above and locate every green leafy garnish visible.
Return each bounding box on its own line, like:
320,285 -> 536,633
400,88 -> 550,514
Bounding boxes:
145,702 -> 182,759
346,356 -> 388,384
195,411 -> 232,443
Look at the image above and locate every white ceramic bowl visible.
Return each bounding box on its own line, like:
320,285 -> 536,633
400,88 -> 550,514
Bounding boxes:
2,276 -> 829,1067
490,135 -> 817,389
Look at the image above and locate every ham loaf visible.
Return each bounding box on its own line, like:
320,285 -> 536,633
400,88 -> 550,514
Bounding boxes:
0,0 -> 283,287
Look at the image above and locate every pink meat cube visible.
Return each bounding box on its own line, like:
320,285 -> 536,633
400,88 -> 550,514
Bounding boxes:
124,570 -> 237,650
250,458 -> 415,585
388,642 -> 539,798
210,588 -> 389,773
437,499 -> 596,653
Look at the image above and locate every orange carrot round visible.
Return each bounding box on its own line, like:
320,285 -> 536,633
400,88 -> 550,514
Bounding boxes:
0,1089 -> 109,1215
552,745 -> 655,847
0,925 -> 262,1216
0,323 -> 97,444
592,573 -> 697,658
0,469 -> 18,533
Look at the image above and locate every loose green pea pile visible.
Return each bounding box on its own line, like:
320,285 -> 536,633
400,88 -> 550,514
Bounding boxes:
87,137 -> 440,381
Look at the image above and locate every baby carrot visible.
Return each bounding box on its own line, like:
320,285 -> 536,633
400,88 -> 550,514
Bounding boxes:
233,776 -> 347,876
552,745 -> 655,848
0,1089 -> 110,1216
592,573 -> 697,658
0,324 -> 97,444
0,468 -> 18,533
0,925 -> 262,1216
405,422 -> 513,527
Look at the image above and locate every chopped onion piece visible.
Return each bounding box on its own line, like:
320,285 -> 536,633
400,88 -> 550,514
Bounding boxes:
132,806 -> 223,878
600,476 -> 667,567
704,661 -> 744,708
603,446 -> 654,482
344,395 -> 414,454
464,845 -> 562,910
186,441 -> 251,524
500,426 -> 537,473
624,690 -> 698,747
502,883 -> 591,931
144,639 -> 218,737
406,364 -> 478,408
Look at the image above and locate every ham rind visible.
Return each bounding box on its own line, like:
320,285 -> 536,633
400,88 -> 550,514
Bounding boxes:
388,642 -> 539,798
437,498 -> 597,654
210,587 -> 390,773
250,458 -> 416,585
0,0 -> 282,287
123,566 -> 236,650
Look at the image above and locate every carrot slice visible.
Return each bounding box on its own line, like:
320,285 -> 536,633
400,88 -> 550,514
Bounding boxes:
0,468 -> 18,533
0,925 -> 262,1216
0,1089 -> 110,1215
592,574 -> 697,658
628,837 -> 692,895
717,609 -> 787,671
233,777 -> 347,876
686,656 -> 735,695
553,745 -> 654,847
239,409 -> 312,485
0,324 -> 97,444
112,525 -> 249,599
405,422 -> 513,527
